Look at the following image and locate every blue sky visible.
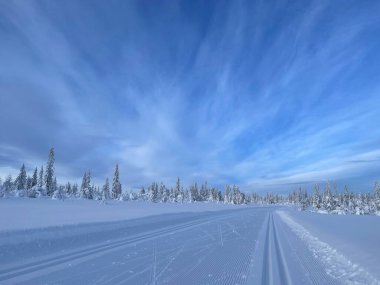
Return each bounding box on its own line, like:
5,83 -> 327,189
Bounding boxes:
1,0 -> 380,192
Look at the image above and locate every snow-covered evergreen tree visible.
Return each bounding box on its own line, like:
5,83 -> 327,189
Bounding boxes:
31,167 -> 38,188
102,178 -> 110,200
159,182 -> 167,202
374,180 -> 380,213
72,183 -> 78,196
322,181 -> 333,212
112,164 -> 122,199
3,175 -> 13,193
38,166 -> 44,188
80,171 -> 93,199
174,177 -> 181,202
45,148 -> 55,196
148,182 -> 159,202
16,164 -> 27,190
190,183 -> 199,202
312,184 -> 321,210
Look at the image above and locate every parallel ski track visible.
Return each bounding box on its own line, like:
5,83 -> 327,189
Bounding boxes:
0,213 -> 236,283
261,213 -> 292,285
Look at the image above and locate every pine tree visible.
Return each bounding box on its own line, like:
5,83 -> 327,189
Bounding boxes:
190,183 -> 199,202
174,177 -> 181,202
26,176 -> 32,189
45,148 -> 55,196
148,182 -> 159,202
72,183 -> 78,196
322,181 -> 332,212
16,164 -> 27,190
312,184 -> 321,210
3,175 -> 13,193
159,182 -> 166,202
112,164 -> 122,199
200,182 -> 208,201
80,170 -> 92,199
38,166 -> 44,188
31,167 -> 38,188
66,182 -> 72,196
374,180 -> 380,212
224,185 -> 231,204
102,178 -> 110,200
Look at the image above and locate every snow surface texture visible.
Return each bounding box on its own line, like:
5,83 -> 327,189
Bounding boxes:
0,200 -> 379,285
278,210 -> 380,285
0,198 -> 241,231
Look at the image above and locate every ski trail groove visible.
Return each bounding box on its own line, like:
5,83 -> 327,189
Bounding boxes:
272,214 -> 292,285
260,213 -> 293,285
0,216 -> 219,283
261,214 -> 271,285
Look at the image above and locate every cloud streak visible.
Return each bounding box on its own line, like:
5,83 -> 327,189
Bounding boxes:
1,0 -> 380,191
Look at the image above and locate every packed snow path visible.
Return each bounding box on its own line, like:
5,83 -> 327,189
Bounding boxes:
0,207 -> 378,284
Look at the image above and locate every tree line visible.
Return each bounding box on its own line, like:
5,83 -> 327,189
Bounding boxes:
288,181 -> 380,215
0,148 -> 379,215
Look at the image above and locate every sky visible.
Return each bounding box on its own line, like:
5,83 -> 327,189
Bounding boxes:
1,0 -> 380,192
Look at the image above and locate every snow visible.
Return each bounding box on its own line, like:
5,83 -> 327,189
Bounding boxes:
0,198 -> 242,231
282,209 -> 380,283
278,210 -> 380,285
0,200 -> 379,284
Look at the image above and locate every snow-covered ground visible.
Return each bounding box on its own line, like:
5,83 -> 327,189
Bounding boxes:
0,198 -> 242,231
282,209 -> 380,283
0,200 -> 379,284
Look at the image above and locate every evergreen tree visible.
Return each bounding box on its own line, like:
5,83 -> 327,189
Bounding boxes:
26,176 -> 32,190
38,166 -> 44,188
16,164 -> 27,190
112,164 -> 122,199
72,183 -> 78,196
148,182 -> 159,202
200,182 -> 208,201
31,167 -> 38,188
3,175 -> 13,193
174,177 -> 181,202
45,148 -> 55,196
312,184 -> 321,210
139,186 -> 146,200
102,178 -> 110,200
159,182 -> 166,202
80,170 -> 92,199
374,180 -> 380,212
190,183 -> 199,202
224,185 -> 231,204
66,182 -> 72,196
322,181 -> 333,212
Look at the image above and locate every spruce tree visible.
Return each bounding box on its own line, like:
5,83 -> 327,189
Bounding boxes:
80,171 -> 91,199
112,164 -> 122,199
374,180 -> 380,212
312,184 -> 321,210
26,176 -> 32,189
175,177 -> 181,202
31,167 -> 38,188
16,164 -> 27,190
45,148 -> 55,196
102,178 -> 110,200
3,175 -> 13,193
38,166 -> 44,188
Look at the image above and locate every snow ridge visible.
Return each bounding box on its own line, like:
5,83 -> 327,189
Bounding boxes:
278,211 -> 380,285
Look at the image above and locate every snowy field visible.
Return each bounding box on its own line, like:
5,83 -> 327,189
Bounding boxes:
0,200 -> 379,285
0,198 -> 242,231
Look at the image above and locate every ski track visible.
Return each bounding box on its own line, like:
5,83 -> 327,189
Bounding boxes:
0,207 -> 377,284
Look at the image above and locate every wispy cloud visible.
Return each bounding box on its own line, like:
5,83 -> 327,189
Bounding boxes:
1,0 -> 379,191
